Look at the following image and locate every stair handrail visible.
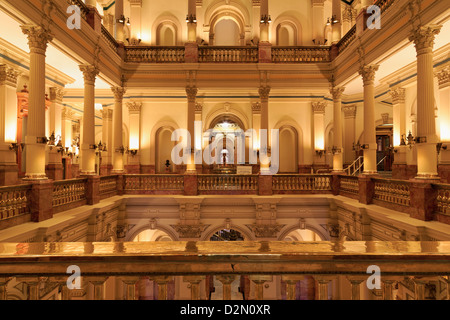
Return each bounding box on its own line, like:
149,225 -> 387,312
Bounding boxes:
344,156 -> 364,176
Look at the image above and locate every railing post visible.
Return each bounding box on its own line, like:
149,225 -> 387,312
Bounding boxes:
281,275 -> 304,300
184,173 -> 198,196
258,174 -> 273,196
249,275 -> 272,300
30,180 -> 54,222
183,275 -> 205,300
88,276 -> 108,300
86,6 -> 102,34
216,275 -> 236,300
409,180 -> 437,221
185,42 -> 198,63
346,276 -> 366,300
314,276 -> 334,300
116,174 -> 124,196
84,175 -> 100,205
121,276 -> 139,300
153,276 -> 172,300
331,173 -> 341,196
258,42 -> 271,63
358,175 -> 375,204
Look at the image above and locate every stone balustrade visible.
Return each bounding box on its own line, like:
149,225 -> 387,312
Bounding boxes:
272,174 -> 332,192
124,174 -> 184,194
338,25 -> 356,53
198,47 -> 259,63
0,241 -> 449,300
125,47 -> 186,63
339,176 -> 360,196
198,174 -> 258,193
373,178 -> 411,207
0,184 -> 31,222
52,178 -> 87,212
99,175 -> 118,199
272,47 -> 331,63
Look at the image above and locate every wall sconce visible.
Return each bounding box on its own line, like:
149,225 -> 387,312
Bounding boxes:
37,136 -> 49,144
116,146 -> 125,154
186,14 -> 197,23
126,18 -> 130,26
126,147 -> 138,156
97,141 -> 107,152
9,143 -> 20,153
332,15 -> 339,24
326,18 -> 331,26
315,149 -> 325,157
260,15 -> 272,24
117,14 -> 126,24
331,146 -> 342,154
437,142 -> 448,155
404,131 -> 427,149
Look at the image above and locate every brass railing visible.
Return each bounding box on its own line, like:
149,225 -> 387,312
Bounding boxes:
338,25 -> 356,53
198,46 -> 259,63
0,241 -> 449,300
124,46 -> 185,63
272,175 -> 332,191
0,184 -> 31,221
272,47 -> 331,63
52,178 -> 87,210
99,175 -> 118,198
373,178 -> 410,207
340,175 -> 359,195
198,175 -> 258,192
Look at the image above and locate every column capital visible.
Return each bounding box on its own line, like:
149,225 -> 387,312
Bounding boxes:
111,87 -> 126,101
126,101 -> 142,114
389,87 -> 406,104
330,87 -> 345,100
359,64 -> 379,86
342,104 -> 357,118
436,67 -> 450,89
62,107 -> 76,121
101,108 -> 113,120
49,87 -> 65,103
409,25 -> 442,53
0,64 -> 21,87
79,65 -> 99,85
195,102 -> 203,113
129,0 -> 143,7
258,86 -> 271,102
312,100 -> 327,114
21,24 -> 53,54
186,86 -> 198,103
252,102 -> 261,113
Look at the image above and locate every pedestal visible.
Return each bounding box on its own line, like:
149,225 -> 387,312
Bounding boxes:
183,173 -> 198,196
409,179 -> 438,221
29,180 -> 53,222
358,175 -> 375,205
258,174 -> 273,196
185,42 -> 198,63
83,175 -> 100,205
258,42 -> 272,63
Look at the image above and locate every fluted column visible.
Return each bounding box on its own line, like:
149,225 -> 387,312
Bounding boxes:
330,87 -> 345,172
409,25 -> 442,178
437,67 -> 450,165
186,86 -> 198,172
260,0 -> 269,42
359,64 -> 379,174
346,276 -> 366,300
88,276 -> 108,300
100,107 -> 113,175
0,64 -> 21,185
216,275 -> 236,300
342,105 -> 357,165
390,88 -> 407,170
314,276 -> 333,300
183,275 -> 205,300
47,87 -> 65,180
79,65 -> 99,175
112,87 -> 126,173
312,100 -> 326,167
187,0 -> 197,42
121,276 -> 139,300
259,86 -> 271,173
129,0 -> 142,44
126,102 -> 142,173
249,275 -> 272,300
21,25 -> 53,180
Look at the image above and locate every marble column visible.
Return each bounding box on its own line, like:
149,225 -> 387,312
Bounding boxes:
79,65 -> 99,175
436,67 -> 450,181
187,0 -> 197,42
259,86 -> 271,173
390,87 -> 408,179
342,104 -> 357,166
126,101 -> 141,173
258,0 -> 271,63
359,64 -> 379,174
251,102 -> 261,173
129,0 -> 142,44
330,87 -> 345,172
21,25 -> 53,180
409,25 -> 442,179
0,64 -> 21,185
100,107 -> 113,175
312,100 -> 327,169
312,0 -> 325,44
46,87 -> 65,180
331,0 -> 342,44
112,87 -> 126,173
186,86 -> 198,173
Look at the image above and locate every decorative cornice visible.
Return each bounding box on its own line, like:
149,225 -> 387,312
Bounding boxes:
79,65 -> 99,84
436,67 -> 450,88
312,100 -> 327,114
111,87 -> 126,101
329,87 -> 345,101
49,87 -> 65,103
20,24 -> 53,54
127,101 -> 142,113
0,64 -> 21,86
171,224 -> 209,239
389,87 -> 406,104
359,64 -> 379,86
246,224 -> 285,238
186,86 -> 198,103
409,25 -> 442,53
342,105 -> 357,118
259,86 -> 271,101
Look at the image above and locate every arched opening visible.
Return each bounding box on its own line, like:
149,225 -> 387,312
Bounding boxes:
157,23 -> 177,46
155,127 -> 176,173
209,228 -> 245,241
277,24 -> 296,46
132,229 -> 173,242
214,19 -> 240,46
279,126 -> 298,173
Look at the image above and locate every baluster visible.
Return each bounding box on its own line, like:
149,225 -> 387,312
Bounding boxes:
281,276 -> 304,300
217,275 -> 236,300
88,276 -> 109,300
346,276 -> 365,300
121,276 -> 139,300
183,276 -> 205,300
152,276 -> 172,300
0,277 -> 8,300
249,275 -> 272,300
314,276 -> 334,300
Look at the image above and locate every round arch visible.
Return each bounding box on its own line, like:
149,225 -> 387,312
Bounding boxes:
278,224 -> 329,241
126,225 -> 179,242
201,224 -> 255,241
149,120 -> 180,167
204,104 -> 250,132
152,13 -> 183,45
273,119 -> 304,165
272,17 -> 302,46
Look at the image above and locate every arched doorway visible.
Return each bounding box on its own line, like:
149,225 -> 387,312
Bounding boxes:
214,19 -> 240,46
279,126 -> 298,173
155,127 -> 176,173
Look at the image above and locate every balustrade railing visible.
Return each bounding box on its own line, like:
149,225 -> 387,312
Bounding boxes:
373,178 -> 410,207
101,26 -> 118,52
52,178 -> 87,210
124,175 -> 184,193
338,25 -> 356,53
272,47 -> 331,63
435,184 -> 450,217
198,46 -> 258,63
1,241 -> 449,300
0,184 -> 31,221
66,0 -> 89,19
340,176 -> 359,195
99,175 -> 118,198
272,175 -> 332,191
124,47 -> 185,63
198,175 -> 258,192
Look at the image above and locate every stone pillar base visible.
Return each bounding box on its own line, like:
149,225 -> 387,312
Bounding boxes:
83,175 -> 100,205
29,180 -> 54,222
0,164 -> 19,186
409,179 -> 437,221
258,174 -> 273,196
46,164 -> 63,181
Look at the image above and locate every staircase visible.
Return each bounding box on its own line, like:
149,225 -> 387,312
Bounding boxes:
344,156 -> 390,176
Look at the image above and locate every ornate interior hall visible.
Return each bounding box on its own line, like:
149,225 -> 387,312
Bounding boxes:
0,0 -> 449,301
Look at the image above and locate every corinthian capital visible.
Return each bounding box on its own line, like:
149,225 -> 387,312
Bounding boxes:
127,101 -> 142,113
111,87 -> 126,101
389,87 -> 405,104
330,87 -> 345,100
436,67 -> 450,88
0,65 -> 21,87
312,100 -> 327,113
21,24 -> 53,54
259,86 -> 271,101
49,87 -> 65,103
342,105 -> 357,118
359,64 -> 379,86
79,65 -> 99,84
186,86 -> 198,103
409,25 -> 442,53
